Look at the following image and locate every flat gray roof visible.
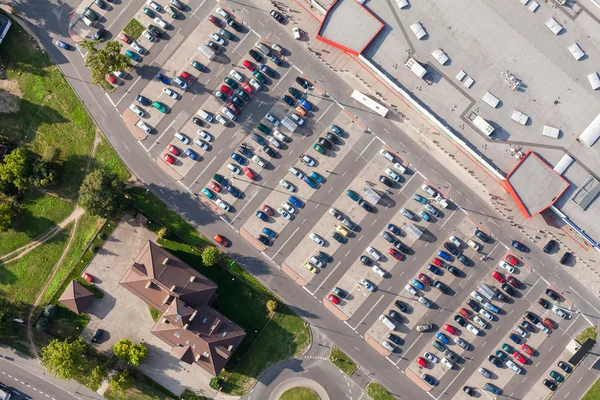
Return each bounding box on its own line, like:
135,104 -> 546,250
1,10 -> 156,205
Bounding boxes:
318,0 -> 383,54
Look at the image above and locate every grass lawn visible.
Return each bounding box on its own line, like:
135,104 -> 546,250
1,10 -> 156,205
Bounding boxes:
148,305 -> 161,322
0,13 -> 96,199
280,387 -> 319,400
92,137 -> 131,182
122,19 -> 144,41
329,346 -> 357,376
366,382 -> 396,400
576,327 -> 597,345
0,190 -> 74,256
583,377 -> 600,400
104,369 -> 177,400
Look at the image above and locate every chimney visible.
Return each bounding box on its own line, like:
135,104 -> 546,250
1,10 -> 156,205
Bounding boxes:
189,310 -> 198,322
170,284 -> 177,293
189,275 -> 196,282
209,319 -> 222,336
145,282 -> 153,289
183,323 -> 189,330
161,318 -> 169,324
162,294 -> 172,305
227,344 -> 234,351
162,257 -> 169,265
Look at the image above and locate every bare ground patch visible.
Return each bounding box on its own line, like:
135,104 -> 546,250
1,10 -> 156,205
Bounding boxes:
0,78 -> 22,114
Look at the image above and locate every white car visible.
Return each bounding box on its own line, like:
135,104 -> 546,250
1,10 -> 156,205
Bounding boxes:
479,367 -> 491,378
147,0 -> 161,11
536,322 -> 550,334
473,315 -> 487,329
366,246 -> 382,261
197,130 -> 212,142
289,167 -> 304,179
384,168 -> 401,182
216,7 -> 229,18
143,30 -> 155,42
405,284 -> 418,296
360,279 -> 375,291
372,265 -> 386,278
470,291 -> 484,302
467,240 -> 480,251
292,27 -> 301,40
300,154 -> 315,166
154,17 -> 169,29
172,76 -> 188,90
442,358 -> 454,369
479,309 -> 493,321
229,69 -> 243,82
211,32 -> 225,46
310,256 -> 323,268
454,337 -> 468,350
216,199 -> 230,212
382,341 -> 394,352
114,70 -> 124,78
131,41 -> 145,55
498,261 -> 515,273
310,233 -> 324,246
221,107 -> 236,121
215,114 -> 228,126
514,325 -> 528,337
249,79 -> 262,91
422,184 -> 437,196
281,202 -> 295,214
136,120 -> 151,133
280,179 -> 294,192
227,163 -> 240,174
418,296 -> 431,308
466,324 -> 480,336
274,130 -> 288,142
552,305 -> 569,319
272,43 -> 284,54
268,136 -> 281,148
449,236 -> 461,248
252,155 -> 266,168
423,352 -> 438,363
277,208 -> 292,220
290,113 -> 304,125
162,87 -> 178,99
194,139 -> 209,150
265,113 -> 280,126
506,360 -> 522,374
129,104 -> 144,117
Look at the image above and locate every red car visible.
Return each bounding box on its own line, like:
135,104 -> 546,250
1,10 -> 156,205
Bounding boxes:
505,254 -> 518,266
105,73 -> 116,84
243,167 -> 255,179
492,271 -> 505,283
459,308 -> 473,320
432,258 -> 444,267
262,204 -> 274,216
118,31 -> 131,44
418,273 -> 431,285
328,294 -> 340,304
208,15 -> 221,26
167,144 -> 179,155
507,276 -> 520,288
81,272 -> 93,282
208,181 -> 222,193
180,71 -> 193,83
513,351 -> 527,364
214,234 -> 229,247
163,154 -> 174,164
389,248 -> 402,260
226,101 -> 240,115
221,85 -> 233,96
242,81 -> 254,94
416,357 -> 430,368
444,324 -> 458,335
520,344 -> 534,356
243,60 -> 255,71
543,318 -> 557,329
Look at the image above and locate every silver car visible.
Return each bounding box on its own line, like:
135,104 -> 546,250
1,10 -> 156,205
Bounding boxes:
419,296 -> 431,308
280,179 -> 294,192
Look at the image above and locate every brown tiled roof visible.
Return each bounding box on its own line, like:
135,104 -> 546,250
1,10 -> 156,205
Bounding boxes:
59,280 -> 94,315
120,241 -> 245,376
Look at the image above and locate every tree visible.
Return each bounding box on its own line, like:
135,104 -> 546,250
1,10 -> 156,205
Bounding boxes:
109,369 -> 134,393
157,226 -> 169,240
79,169 -> 125,217
80,40 -> 132,86
113,338 -> 132,361
87,365 -> 106,390
35,317 -> 49,332
30,159 -> 57,187
266,300 -> 279,312
128,343 -> 148,366
0,147 -> 31,192
41,338 -> 85,380
44,304 -> 58,317
201,246 -> 222,267
0,199 -> 14,233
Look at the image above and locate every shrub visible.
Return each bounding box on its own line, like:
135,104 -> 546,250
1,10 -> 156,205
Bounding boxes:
98,232 -> 107,240
109,369 -> 134,393
43,304 -> 58,317
157,226 -> 169,240
90,245 -> 99,253
35,317 -> 49,332
266,300 -> 279,312
209,377 -> 222,390
201,246 -> 222,267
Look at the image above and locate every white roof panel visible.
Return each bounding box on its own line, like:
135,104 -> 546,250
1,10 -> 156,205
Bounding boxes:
568,43 -> 585,60
511,110 -> 530,125
588,72 -> 600,90
578,112 -> 600,147
482,91 -> 500,108
545,18 -> 563,35
410,22 -> 427,40
431,48 -> 449,65
542,125 -> 560,139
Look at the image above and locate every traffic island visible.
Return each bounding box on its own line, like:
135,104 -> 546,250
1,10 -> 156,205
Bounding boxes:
329,346 -> 357,376
195,194 -> 225,216
155,157 -> 183,180
280,386 -> 320,400
239,227 -> 267,251
364,332 -> 391,357
366,382 -> 396,400
322,295 -> 350,320
282,262 -> 308,286
122,109 -> 148,140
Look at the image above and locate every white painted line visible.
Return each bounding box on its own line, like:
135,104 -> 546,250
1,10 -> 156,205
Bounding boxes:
359,136 -> 378,156
186,155 -> 216,190
437,368 -> 465,400
275,226 -> 301,255
105,93 -> 117,108
316,102 -> 335,123
312,261 -> 343,295
352,296 -> 385,331
399,172 -> 417,193
148,115 -> 180,151
271,67 -> 293,91
115,76 -> 142,107
231,190 -> 260,223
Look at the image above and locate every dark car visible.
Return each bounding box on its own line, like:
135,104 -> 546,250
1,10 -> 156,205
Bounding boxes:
467,299 -> 481,312
502,283 -> 516,296
558,361 -> 572,373
270,9 -> 285,23
543,379 -> 557,391
546,288 -> 560,301
260,64 -> 275,77
325,132 -> 340,144
454,315 -> 467,327
231,96 -> 244,108
227,17 -> 242,31
263,146 -> 276,157
538,298 -> 551,309
93,28 -> 106,41
255,211 -> 269,222
494,291 -> 507,302
192,117 -> 204,126
257,234 -> 270,245
389,310 -> 400,320
422,374 -> 436,386
91,329 -> 104,343
148,24 -> 162,38
282,95 -> 296,107
360,255 -> 371,266
393,240 -> 410,253
434,280 -> 449,294
249,49 -> 263,62
507,276 -> 520,288
428,264 -> 442,275
521,320 -> 534,331
388,333 -> 402,345
316,251 -> 331,263
226,185 -> 241,198
251,133 -> 266,146
289,87 -> 303,99
474,229 -> 489,242
559,252 -> 571,265
136,94 -> 151,106
463,386 -> 475,397
388,223 -> 402,236
358,199 -> 372,211
296,76 -> 310,89
543,239 -> 558,254
512,240 -> 527,251
525,311 -> 540,324
395,300 -> 408,312
239,146 -> 253,158
447,265 -> 459,276
444,242 -> 459,255
317,137 -> 332,149
488,355 -> 502,368
379,175 -> 393,187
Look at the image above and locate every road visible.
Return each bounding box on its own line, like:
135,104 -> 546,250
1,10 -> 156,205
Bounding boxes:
6,0 -> 600,398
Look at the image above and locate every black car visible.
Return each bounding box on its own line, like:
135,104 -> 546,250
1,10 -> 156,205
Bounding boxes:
393,240 -> 409,253
91,329 -> 104,343
379,175 -> 393,187
521,320 -> 534,331
543,379 -> 557,391
207,41 -> 220,51
251,133 -> 266,146
148,24 -> 162,38
543,239 -> 558,254
389,310 -> 400,320
558,361 -> 572,373
288,87 -> 302,99
474,229 -> 489,242
444,242 -> 459,255
257,234 -> 270,245
395,300 -> 408,312
282,95 -> 296,107
381,231 -> 394,243
560,252 -> 572,265
316,251 -> 331,263
136,94 -> 151,106
317,137 -> 332,149
93,28 -> 106,41
192,117 -> 203,126
227,17 -> 242,31
263,145 -> 276,157
447,265 -> 459,276
226,185 -> 241,198
238,146 -> 253,158
249,49 -> 263,62
538,298 -> 551,309
494,291 -> 507,302
467,299 -> 481,312
325,132 -> 340,144
525,311 -> 540,324
488,355 -> 502,367
422,374 -> 436,386
463,386 -> 475,397
388,333 -> 402,345
215,90 -> 228,102
358,199 -> 372,211
546,288 -> 560,301
296,76 -> 310,89
502,283 -> 516,296
270,10 -> 285,23
434,280 -> 448,294
231,96 -> 244,108
454,315 -> 467,327
360,255 -> 371,265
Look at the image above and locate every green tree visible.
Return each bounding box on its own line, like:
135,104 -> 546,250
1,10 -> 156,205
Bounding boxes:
0,199 -> 14,232
87,365 -> 106,390
80,40 -> 132,86
41,338 -> 85,380
201,246 -> 222,267
79,169 -> 125,217
128,343 -> 148,366
109,369 -> 134,393
30,159 -> 57,187
0,147 -> 31,192
113,338 -> 132,361
44,304 -> 58,317
35,317 -> 49,332
157,226 -> 169,240
266,300 -> 279,312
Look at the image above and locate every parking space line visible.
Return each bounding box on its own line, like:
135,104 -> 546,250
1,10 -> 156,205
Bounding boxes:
192,0 -> 208,17
352,295 -> 385,331
395,338 -> 420,365
359,136 -> 378,157
275,226 -> 301,255
271,68 -> 292,91
186,155 -> 216,190
115,76 -> 142,107
148,115 -> 180,152
231,189 -> 260,223
105,93 -> 117,108
316,102 -> 335,123
436,368 -> 465,400
399,173 -> 417,193
311,261 -> 342,295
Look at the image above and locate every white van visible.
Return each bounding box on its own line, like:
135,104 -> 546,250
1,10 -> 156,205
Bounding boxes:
379,315 -> 396,330
380,149 -> 394,162
197,109 -> 213,123
252,155 -> 266,168
394,162 -> 407,174
372,265 -> 387,278
273,130 -> 288,142
81,15 -> 94,27
381,341 -> 394,352
174,132 -> 190,144
254,41 -> 271,56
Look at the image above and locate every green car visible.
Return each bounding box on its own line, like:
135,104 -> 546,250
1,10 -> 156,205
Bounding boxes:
549,371 -> 564,383
213,174 -> 227,185
152,101 -> 166,113
257,123 -> 272,135
202,188 -> 216,200
501,343 -> 514,353
142,7 -> 155,17
432,340 -> 445,352
224,77 -> 238,89
495,350 -> 508,361
191,60 -> 204,71
125,50 -> 140,62
313,143 -> 325,154
331,232 -> 345,243
83,7 -> 98,20
253,70 -> 266,83
346,190 -> 360,202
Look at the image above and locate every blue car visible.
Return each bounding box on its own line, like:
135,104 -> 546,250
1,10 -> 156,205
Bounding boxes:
458,254 -> 469,266
136,94 -> 151,106
387,223 -> 401,236
303,176 -> 318,189
231,152 -> 246,165
428,264 -> 442,275
236,88 -> 250,101
512,240 -> 526,251
412,194 -> 427,204
269,54 -> 281,65
411,279 -> 424,290
125,50 -> 140,62
289,196 -> 303,208
227,185 -> 241,198
251,133 -> 266,146
508,333 -> 522,344
262,227 -> 276,238
185,148 -> 198,160
259,64 -> 274,77
437,250 -> 452,261
56,40 -> 70,49
238,146 -> 253,158
299,98 -> 312,110
256,211 -> 269,222
310,171 -> 324,183
156,73 -> 170,85
484,302 -> 499,313
436,332 -> 449,344
419,210 -> 431,222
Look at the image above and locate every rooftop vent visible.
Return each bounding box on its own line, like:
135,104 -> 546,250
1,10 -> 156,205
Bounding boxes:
189,276 -> 196,282
162,257 -> 169,265
183,323 -> 189,330
189,310 -> 198,322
